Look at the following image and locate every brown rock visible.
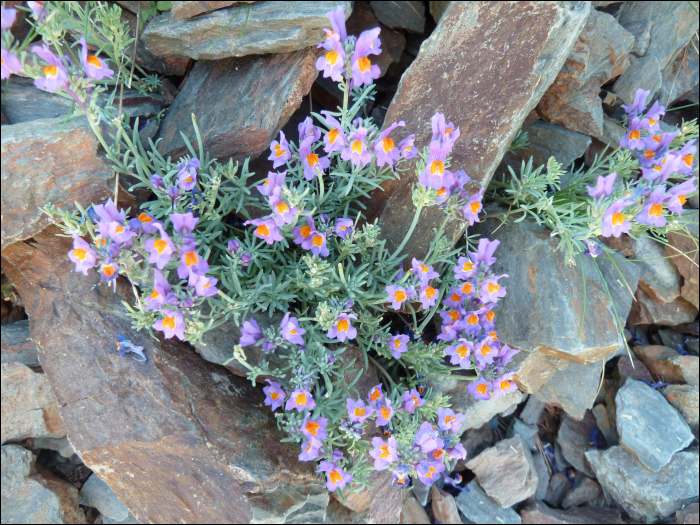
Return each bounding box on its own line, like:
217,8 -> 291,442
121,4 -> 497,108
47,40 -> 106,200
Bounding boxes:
557,411 -> 598,477
614,353 -> 653,385
535,360 -> 604,421
562,477 -> 602,509
511,351 -> 570,394
537,10 -> 634,136
1,362 -> 67,444
465,435 -> 538,508
591,403 -> 618,447
544,472 -> 570,508
400,493 -> 430,524
521,500 -> 624,524
457,422 -> 493,467
1,117 -> 114,251
632,235 -> 683,304
1,320 -> 39,367
0,228 -> 331,524
430,486 -> 461,524
366,0 -> 590,261
675,503 -> 700,525
156,48 -> 317,163
661,384 -> 699,437
634,345 -> 699,387
628,288 -> 698,327
171,1 -> 239,19
665,219 -> 699,310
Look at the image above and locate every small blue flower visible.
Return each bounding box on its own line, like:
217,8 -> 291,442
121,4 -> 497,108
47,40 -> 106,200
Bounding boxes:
116,333 -> 147,362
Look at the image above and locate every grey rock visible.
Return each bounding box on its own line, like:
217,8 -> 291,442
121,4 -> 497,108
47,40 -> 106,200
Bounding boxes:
591,403 -> 618,447
412,478 -> 431,507
535,361 -> 604,420
32,437 -> 75,459
429,1 -> 451,23
1,320 -> 39,367
458,422 -> 493,465
659,42 -> 699,107
632,236 -> 682,304
370,0 -> 425,33
507,418 -> 539,452
562,477 -> 602,509
557,411 -> 598,477
661,384 -> 699,438
520,395 -> 547,426
456,479 -> 522,524
465,436 -> 538,508
507,351 -> 570,395
658,329 -> 687,354
155,48 -> 318,164
171,1 -> 238,19
544,472 -> 570,508
586,446 -> 699,523
520,500 -> 625,524
617,3 -> 652,57
142,2 -> 352,60
613,53 -> 663,105
532,452 -> 550,501
616,379 -> 694,472
366,1 -> 591,262
80,474 -> 130,521
450,388 -> 524,433
500,121 -> 592,174
102,512 -> 141,524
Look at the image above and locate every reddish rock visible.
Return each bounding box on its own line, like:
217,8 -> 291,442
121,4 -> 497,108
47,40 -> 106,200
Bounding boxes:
1,320 -> 39,367
171,1 -> 239,19
430,486 -> 461,524
614,353 -> 653,385
400,493 -> 430,524
634,345 -> 699,387
665,220 -> 699,310
544,472 -> 570,508
521,500 -> 624,524
628,288 -> 698,327
675,503 -> 699,525
156,48 -> 318,163
511,350 -> 570,394
366,0 -> 590,260
562,477 -> 602,509
661,385 -> 699,437
1,117 -> 113,251
535,360 -> 604,421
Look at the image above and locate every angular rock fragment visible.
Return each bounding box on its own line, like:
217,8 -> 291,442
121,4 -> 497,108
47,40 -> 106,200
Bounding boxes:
367,0 -> 590,260
628,288 -> 698,327
613,54 -> 662,105
617,2 -> 651,57
370,0 -> 425,33
400,494 -> 430,524
586,446 -> 699,523
659,42 -> 700,107
1,117 -> 114,251
535,361 -> 604,420
507,418 -> 539,453
614,353 -> 653,385
544,472 -> 569,508
661,385 -> 699,437
449,388 -> 524,433
80,474 -> 130,522
510,350 -> 570,394
520,396 -> 547,427
632,235 -> 682,304
171,1 -> 238,19
429,1 -> 451,23
1,362 -> 67,444
458,422 -> 493,466
634,345 -> 699,387
1,320 -> 39,367
430,486 -> 461,524
455,479 -> 522,524
537,10 -> 634,136
156,48 -> 318,163
465,436 -> 538,508
591,403 -> 618,447
616,380 -> 694,472
665,216 -> 699,310
675,503 -> 700,525
562,477 -> 603,510
557,411 -> 599,476
531,452 -> 550,502
142,2 -> 352,60
520,500 -> 624,524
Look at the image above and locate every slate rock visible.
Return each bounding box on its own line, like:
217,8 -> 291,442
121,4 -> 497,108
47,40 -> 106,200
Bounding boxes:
659,42 -> 700,107
675,503 -> 700,525
614,353 -> 653,385
370,0 -> 425,33
1,362 -> 67,444
591,403 -> 618,447
450,388 -> 524,433
0,228 -> 330,524
80,474 -> 130,522
366,0 -> 590,261
102,512 -> 140,525
412,478 -> 431,507
532,451 -> 551,502
500,121 -> 592,174
509,348 -> 570,394
142,2 -> 352,60
399,494 -> 430,524
171,1 -> 238,19
628,288 -> 698,327
557,411 -> 599,477
521,396 -> 547,426
456,479 -> 522,524
1,444 -> 86,524
465,436 -> 538,508
156,48 -> 318,163
31,436 -> 76,459
617,2 -> 651,57
586,446 -> 699,523
430,486 -> 461,524
661,385 -> 699,438
536,361 -> 604,420
537,10 -> 634,136
429,1 -> 451,23
616,379 -> 694,472
508,418 -> 539,452
613,54 -> 663,105
634,345 -> 699,387
520,500 -> 624,524
1,117 -> 114,251
458,422 -> 493,467
632,235 -> 682,304
1,320 -> 39,367
665,216 -> 699,310
544,472 -> 570,508
562,477 -> 602,509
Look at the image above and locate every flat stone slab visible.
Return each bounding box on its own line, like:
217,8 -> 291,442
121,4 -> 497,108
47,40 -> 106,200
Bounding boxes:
535,360 -> 603,420
1,320 -> 39,367
557,411 -> 599,476
520,501 -> 624,524
456,479 -> 521,524
661,385 -> 699,438
632,235 -> 682,304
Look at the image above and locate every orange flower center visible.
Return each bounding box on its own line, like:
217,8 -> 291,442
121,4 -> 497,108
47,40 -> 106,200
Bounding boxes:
394,339 -> 402,349
102,265 -> 116,277
445,415 -> 456,424
486,311 -> 496,322
305,421 -> 320,435
487,283 -> 500,294
330,470 -> 342,484
382,137 -> 395,153
430,160 -> 445,177
149,290 -> 161,300
480,345 -> 491,356
431,449 -> 445,460
611,212 -> 625,226
306,153 -> 319,167
425,286 -> 436,299
300,225 -> 312,238
649,203 -> 663,217
274,144 -> 286,157
652,134 -> 662,143
87,55 -> 102,68
256,224 -> 270,237
500,380 -> 511,391
185,251 -> 199,267
462,261 -> 473,272
470,201 -> 481,214
270,392 -> 279,400
325,50 -> 339,66
467,314 -> 479,325
296,393 -> 306,405
629,130 -> 640,141
357,56 -> 371,73
354,407 -> 366,417
393,290 -> 407,303
370,388 -> 381,402
312,234 -> 324,247
461,282 -> 473,295
162,315 -> 176,329
381,406 -> 391,419
648,118 -> 658,126
456,345 -> 469,358
276,202 -> 290,214
138,213 -> 152,223
337,319 -> 349,332
74,248 -> 88,261
678,195 -> 687,205
328,128 -> 340,144
476,383 -> 488,395
44,65 -> 58,78
351,140 -> 363,154
380,445 -> 392,458
448,310 -> 461,322
683,154 -> 694,167
154,239 -> 168,254
115,225 -> 125,234
643,149 -> 655,159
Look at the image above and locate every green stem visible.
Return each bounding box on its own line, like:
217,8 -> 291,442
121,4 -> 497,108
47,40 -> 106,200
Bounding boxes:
368,355 -> 396,390
390,203 -> 424,260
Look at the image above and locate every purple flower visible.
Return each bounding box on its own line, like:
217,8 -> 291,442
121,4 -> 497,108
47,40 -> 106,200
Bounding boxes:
1,47 -> 22,80
240,252 -> 252,266
418,284 -> 439,310
411,258 -> 439,282
133,212 -> 160,234
170,212 -> 199,235
621,88 -> 649,116
167,186 -> 180,205
641,153 -> 682,184
150,173 -> 164,189
341,127 -> 372,166
586,172 -> 617,200
177,246 -> 209,280
385,285 -> 415,310
244,218 -> 283,245
437,407 -> 464,434
665,177 -> 696,215
419,141 -> 454,189
454,256 -> 476,280
414,421 -> 440,453
32,44 -> 68,93
334,218 -> 353,239
100,260 -> 119,282
321,5 -> 347,44
462,190 -> 484,226
301,416 -> 328,443
583,239 -> 603,258
316,36 -> 345,82
374,121 -> 405,167
78,38 -> 113,80
468,377 -> 492,400
188,272 -> 218,297
286,389 -> 316,412
257,171 -> 287,199
644,100 -> 664,131
305,230 -> 329,257
474,340 -> 497,369
293,216 -> 316,246
327,313 -> 357,342
447,443 -> 467,461
480,274 -> 508,303
298,440 -> 322,462
300,136 -> 330,180
472,238 -> 500,267
367,384 -> 384,405
369,436 -> 398,470
145,269 -> 175,310
268,132 -> 291,169
479,306 -> 497,331
240,318 -> 263,347
1,5 -> 16,29
495,343 -> 520,367
68,237 -> 97,276
635,186 -> 667,228
669,139 -> 697,176
154,309 -> 186,340
401,389 -> 424,414
144,228 -> 176,269
601,199 -> 632,238
416,460 -> 445,486
321,112 -> 347,154
317,461 -> 353,492
351,28 -> 381,88
393,465 -> 411,487
443,287 -> 466,308
399,135 -> 417,159
388,334 -> 410,359
263,379 -> 286,411
347,398 -> 374,423
281,312 -> 306,345
228,239 -> 241,253
27,1 -> 47,21
640,131 -> 679,167
375,399 -> 395,426
177,158 -> 200,191
619,117 -> 647,151
431,113 -> 460,147
299,116 -> 321,143
492,371 -> 518,398
445,339 -> 473,368
269,188 -> 298,226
